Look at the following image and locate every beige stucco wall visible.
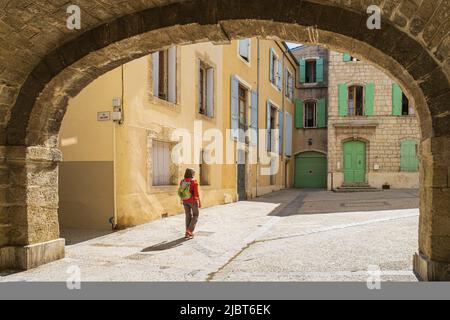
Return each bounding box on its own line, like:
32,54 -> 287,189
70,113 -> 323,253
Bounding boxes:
328,51 -> 420,190
59,39 -> 299,229
221,39 -> 297,197
59,69 -> 119,230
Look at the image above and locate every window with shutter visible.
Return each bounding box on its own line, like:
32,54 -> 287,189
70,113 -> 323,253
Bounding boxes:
199,61 -> 214,118
152,47 -> 177,103
231,76 -> 239,140
285,112 -> 293,157
238,39 -> 250,62
401,140 -> 419,172
317,98 -> 327,128
392,83 -> 403,116
299,59 -> 306,84
338,84 -> 348,116
295,99 -> 303,128
152,141 -> 172,186
365,83 -> 375,116
316,58 -> 324,83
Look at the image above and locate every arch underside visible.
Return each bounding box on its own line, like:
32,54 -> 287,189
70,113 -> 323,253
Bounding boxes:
0,0 -> 448,280
0,0 -> 448,148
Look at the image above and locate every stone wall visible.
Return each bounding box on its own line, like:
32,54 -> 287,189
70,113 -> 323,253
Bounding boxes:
328,51 -> 421,189
291,45 -> 329,156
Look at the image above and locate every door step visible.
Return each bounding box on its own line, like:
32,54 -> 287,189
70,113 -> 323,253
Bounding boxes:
334,185 -> 382,193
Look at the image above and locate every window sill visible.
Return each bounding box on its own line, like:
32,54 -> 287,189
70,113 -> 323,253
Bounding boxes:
196,112 -> 216,123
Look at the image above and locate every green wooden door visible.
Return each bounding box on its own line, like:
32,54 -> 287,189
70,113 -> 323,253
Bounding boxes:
343,141 -> 366,184
295,152 -> 327,188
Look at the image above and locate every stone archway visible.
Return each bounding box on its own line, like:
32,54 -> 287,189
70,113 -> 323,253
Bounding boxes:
0,0 -> 448,280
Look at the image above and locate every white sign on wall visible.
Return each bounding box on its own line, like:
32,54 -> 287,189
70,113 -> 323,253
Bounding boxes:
97,112 -> 111,121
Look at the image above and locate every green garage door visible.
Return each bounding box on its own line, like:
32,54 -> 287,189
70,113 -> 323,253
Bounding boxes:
295,152 -> 327,188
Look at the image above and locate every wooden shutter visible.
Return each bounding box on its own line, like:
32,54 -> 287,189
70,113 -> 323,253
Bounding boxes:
279,110 -> 284,155
316,58 -> 324,83
153,141 -> 170,186
231,75 -> 239,140
317,98 -> 327,128
168,47 -> 177,103
295,99 -> 303,129
338,84 -> 349,116
269,49 -> 274,83
250,91 -> 258,146
206,68 -> 214,117
152,52 -> 159,97
365,83 -> 375,116
239,39 -> 250,60
299,58 -> 306,84
267,101 -> 272,151
343,53 -> 351,62
285,112 -> 293,157
401,140 -> 419,172
277,59 -> 283,90
392,83 -> 402,116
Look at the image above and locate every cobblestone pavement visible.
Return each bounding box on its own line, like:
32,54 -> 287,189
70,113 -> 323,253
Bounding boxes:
1,189 -> 419,282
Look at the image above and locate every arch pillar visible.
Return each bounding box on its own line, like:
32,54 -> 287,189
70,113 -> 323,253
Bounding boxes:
0,146 -> 64,270
414,136 -> 450,281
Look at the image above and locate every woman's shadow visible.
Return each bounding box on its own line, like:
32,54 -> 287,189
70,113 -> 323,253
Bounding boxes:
141,237 -> 191,252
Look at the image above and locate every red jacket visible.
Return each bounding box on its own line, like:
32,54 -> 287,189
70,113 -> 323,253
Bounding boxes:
181,178 -> 200,204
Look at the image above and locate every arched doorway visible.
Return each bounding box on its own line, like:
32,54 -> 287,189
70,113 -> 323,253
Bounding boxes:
343,141 -> 366,185
0,0 -> 448,280
295,151 -> 327,189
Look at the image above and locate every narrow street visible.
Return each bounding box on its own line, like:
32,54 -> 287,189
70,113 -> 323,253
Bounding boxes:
1,189 -> 419,282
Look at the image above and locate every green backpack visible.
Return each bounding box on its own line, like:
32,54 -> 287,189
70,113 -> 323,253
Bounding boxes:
178,179 -> 192,201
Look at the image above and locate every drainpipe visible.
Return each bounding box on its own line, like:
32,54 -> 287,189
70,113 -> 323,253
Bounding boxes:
256,38 -> 260,198
111,65 -> 124,230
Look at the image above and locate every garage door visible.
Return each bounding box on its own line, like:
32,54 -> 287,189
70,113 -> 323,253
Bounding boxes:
295,152 -> 327,188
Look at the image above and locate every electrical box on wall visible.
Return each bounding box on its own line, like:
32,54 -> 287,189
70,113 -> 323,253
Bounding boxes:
112,97 -> 123,123
112,111 -> 123,122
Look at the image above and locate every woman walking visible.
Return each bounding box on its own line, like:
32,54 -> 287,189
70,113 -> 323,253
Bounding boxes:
178,168 -> 202,239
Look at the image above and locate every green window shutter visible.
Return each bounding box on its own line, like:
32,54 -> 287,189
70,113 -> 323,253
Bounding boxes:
365,83 -> 375,116
316,58 -> 324,83
299,59 -> 306,84
343,53 -> 351,62
317,98 -> 327,128
338,84 -> 348,116
392,83 -> 402,116
295,99 -> 303,129
401,140 -> 419,172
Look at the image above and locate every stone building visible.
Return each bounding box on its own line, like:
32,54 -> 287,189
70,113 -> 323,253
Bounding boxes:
58,39 -> 298,231
290,45 -> 420,190
290,45 -> 329,188
328,51 -> 420,190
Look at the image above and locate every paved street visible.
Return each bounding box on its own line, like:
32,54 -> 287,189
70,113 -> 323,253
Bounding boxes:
1,189 -> 419,282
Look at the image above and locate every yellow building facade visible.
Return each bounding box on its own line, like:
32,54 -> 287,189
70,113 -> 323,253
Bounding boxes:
59,39 -> 299,230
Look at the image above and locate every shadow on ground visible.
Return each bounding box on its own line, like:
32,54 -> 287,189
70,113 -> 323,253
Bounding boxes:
61,228 -> 114,245
141,238 -> 190,252
248,189 -> 419,217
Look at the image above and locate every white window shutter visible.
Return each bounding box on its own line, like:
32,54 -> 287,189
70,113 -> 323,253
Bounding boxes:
152,52 -> 159,97
206,68 -> 214,117
269,49 -> 274,83
278,60 -> 283,90
168,47 -> 177,103
285,112 -> 293,157
239,39 -> 250,60
231,75 -> 239,140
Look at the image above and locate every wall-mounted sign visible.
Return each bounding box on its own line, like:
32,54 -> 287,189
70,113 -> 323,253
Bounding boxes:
97,111 -> 111,121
